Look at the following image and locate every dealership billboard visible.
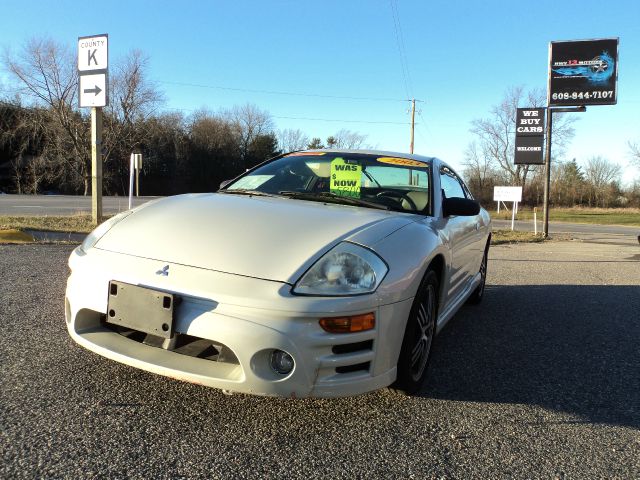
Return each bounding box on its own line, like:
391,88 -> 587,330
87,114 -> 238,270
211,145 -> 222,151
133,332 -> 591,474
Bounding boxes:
548,38 -> 618,107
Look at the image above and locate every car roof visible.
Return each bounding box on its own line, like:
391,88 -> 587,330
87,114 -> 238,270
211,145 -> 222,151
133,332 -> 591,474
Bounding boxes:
296,149 -> 440,166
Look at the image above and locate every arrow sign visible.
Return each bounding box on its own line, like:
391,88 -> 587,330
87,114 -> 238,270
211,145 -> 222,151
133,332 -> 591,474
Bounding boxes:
79,72 -> 107,108
83,85 -> 102,96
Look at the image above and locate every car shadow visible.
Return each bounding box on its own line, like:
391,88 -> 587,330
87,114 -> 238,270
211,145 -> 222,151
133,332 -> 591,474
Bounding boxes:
422,284 -> 640,429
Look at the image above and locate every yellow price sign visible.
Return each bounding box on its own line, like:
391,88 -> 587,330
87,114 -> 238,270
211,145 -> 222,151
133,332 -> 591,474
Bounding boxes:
330,158 -> 361,198
377,157 -> 427,167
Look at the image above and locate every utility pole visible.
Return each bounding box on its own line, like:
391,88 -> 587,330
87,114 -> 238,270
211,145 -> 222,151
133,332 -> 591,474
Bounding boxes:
409,98 -> 416,154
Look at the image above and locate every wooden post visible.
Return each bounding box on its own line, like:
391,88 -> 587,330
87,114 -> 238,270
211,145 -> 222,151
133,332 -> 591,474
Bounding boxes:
91,107 -> 103,225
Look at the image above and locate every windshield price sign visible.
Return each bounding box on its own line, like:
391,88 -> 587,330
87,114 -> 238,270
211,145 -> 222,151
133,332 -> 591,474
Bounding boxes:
548,38 -> 618,107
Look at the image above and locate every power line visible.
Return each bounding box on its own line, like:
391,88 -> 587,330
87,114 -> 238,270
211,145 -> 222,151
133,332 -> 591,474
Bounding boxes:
272,115 -> 412,125
389,0 -> 413,99
157,80 -> 407,103
417,111 -> 433,138
165,106 -> 412,126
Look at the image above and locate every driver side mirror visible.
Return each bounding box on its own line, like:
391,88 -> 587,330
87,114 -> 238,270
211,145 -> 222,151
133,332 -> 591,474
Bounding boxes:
442,197 -> 480,217
219,179 -> 233,189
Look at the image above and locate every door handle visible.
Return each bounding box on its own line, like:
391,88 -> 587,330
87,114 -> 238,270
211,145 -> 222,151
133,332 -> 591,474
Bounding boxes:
475,222 -> 480,231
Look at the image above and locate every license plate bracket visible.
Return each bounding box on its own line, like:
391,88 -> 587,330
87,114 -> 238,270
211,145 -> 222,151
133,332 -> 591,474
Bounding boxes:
106,281 -> 175,339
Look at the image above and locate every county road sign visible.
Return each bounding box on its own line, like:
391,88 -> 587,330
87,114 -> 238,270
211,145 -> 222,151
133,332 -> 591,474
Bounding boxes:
78,34 -> 109,108
78,34 -> 108,72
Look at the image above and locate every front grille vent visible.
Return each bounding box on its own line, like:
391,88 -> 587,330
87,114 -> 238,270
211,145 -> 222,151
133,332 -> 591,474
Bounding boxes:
332,340 -> 373,355
335,362 -> 370,374
102,317 -> 239,365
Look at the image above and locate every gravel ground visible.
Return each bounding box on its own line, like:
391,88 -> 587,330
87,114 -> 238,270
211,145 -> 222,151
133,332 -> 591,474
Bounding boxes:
1,241 -> 639,479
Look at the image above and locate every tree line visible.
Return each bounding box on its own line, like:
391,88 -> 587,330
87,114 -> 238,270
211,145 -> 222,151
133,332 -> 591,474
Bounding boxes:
0,38 -> 369,196
1,38 -> 638,206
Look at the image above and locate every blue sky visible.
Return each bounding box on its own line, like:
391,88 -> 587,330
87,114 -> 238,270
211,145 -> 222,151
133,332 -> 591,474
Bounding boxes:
1,0 -> 638,182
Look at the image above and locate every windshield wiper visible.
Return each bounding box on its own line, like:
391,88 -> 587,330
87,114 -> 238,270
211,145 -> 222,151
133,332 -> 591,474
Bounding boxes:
218,189 -> 281,198
278,191 -> 390,211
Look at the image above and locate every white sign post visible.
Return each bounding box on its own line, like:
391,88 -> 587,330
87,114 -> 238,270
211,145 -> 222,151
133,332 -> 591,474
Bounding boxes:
78,34 -> 109,225
493,186 -> 523,231
129,153 -> 142,209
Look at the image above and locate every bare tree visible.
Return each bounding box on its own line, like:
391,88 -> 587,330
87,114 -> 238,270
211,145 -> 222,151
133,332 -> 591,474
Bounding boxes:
629,141 -> 640,170
4,37 -> 91,193
278,128 -> 309,153
307,137 -> 324,149
469,86 -> 575,187
104,50 -> 163,155
4,38 -> 164,195
329,129 -> 368,149
462,141 -> 498,203
225,103 -> 274,167
100,50 -> 164,193
584,156 -> 622,207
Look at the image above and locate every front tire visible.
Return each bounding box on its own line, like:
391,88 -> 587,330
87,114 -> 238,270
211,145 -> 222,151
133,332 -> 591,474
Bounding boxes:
391,269 -> 439,395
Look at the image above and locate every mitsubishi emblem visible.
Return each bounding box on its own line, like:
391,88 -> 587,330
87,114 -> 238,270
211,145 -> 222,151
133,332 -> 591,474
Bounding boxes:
156,265 -> 170,276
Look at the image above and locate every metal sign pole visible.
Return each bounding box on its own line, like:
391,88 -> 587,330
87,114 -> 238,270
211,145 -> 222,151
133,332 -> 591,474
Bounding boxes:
542,109 -> 553,238
91,107 -> 103,225
129,153 -> 135,210
136,164 -> 140,197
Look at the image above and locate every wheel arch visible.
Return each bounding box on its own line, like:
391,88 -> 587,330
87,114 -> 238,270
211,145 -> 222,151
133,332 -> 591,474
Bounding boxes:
425,253 -> 445,312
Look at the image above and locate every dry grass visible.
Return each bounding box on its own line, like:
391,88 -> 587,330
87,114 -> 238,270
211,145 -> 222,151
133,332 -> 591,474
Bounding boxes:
491,229 -> 546,245
491,207 -> 640,226
0,229 -> 36,243
0,215 -> 108,233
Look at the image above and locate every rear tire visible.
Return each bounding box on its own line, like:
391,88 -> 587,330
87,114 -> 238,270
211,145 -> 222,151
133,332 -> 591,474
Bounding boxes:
390,269 -> 439,395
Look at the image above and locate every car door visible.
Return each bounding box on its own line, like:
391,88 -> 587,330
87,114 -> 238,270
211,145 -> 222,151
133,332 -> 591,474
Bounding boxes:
440,166 -> 478,306
459,176 -> 486,276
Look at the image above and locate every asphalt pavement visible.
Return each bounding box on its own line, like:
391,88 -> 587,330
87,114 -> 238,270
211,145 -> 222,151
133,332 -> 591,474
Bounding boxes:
1,241 -> 639,478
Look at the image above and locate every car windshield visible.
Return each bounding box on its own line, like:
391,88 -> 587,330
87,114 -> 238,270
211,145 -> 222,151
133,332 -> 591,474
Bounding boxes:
222,152 -> 431,214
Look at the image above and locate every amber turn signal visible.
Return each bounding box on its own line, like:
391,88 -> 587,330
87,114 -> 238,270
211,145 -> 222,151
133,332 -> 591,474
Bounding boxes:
319,312 -> 375,333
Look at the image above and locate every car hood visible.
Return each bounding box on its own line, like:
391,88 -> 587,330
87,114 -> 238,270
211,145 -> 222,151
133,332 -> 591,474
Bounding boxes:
95,193 -> 416,283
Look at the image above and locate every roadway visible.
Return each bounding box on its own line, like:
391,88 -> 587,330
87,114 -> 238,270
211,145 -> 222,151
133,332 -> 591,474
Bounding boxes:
0,194 -> 158,216
492,218 -> 639,237
1,194 -> 638,242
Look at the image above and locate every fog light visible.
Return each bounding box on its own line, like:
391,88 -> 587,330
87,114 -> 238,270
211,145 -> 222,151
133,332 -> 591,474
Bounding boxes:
270,350 -> 295,375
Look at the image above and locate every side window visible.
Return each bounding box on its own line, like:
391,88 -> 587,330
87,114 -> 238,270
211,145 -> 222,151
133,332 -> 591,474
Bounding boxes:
440,167 -> 466,199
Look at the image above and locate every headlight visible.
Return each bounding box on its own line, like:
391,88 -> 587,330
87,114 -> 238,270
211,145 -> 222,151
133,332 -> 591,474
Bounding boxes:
78,210 -> 133,254
293,242 -> 388,296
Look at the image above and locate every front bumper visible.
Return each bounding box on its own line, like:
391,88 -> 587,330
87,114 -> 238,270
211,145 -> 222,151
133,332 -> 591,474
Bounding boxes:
65,247 -> 414,397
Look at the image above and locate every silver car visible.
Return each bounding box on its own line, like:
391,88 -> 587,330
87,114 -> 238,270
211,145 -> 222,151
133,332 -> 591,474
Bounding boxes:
65,150 -> 491,397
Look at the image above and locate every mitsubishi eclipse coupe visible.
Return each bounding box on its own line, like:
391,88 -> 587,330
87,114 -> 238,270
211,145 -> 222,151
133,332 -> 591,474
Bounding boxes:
65,150 -> 491,397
